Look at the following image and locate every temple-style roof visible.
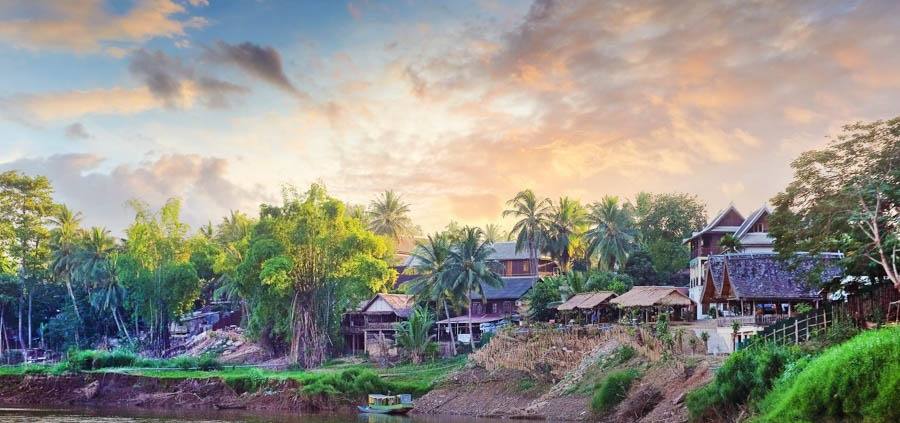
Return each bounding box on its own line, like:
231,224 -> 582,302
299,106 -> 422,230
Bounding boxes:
469,276 -> 538,300
557,291 -> 617,311
705,253 -> 843,300
684,204 -> 744,243
610,286 -> 693,307
734,205 -> 769,238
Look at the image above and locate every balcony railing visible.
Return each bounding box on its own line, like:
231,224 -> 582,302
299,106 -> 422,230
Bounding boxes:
343,322 -> 397,331
691,246 -> 723,258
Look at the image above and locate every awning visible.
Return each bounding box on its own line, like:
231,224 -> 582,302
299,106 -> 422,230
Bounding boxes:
436,314 -> 506,325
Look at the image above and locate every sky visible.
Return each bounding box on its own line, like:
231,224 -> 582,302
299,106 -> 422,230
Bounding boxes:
1,0 -> 899,235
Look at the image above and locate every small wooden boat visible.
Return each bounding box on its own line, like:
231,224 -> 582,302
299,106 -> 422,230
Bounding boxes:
358,394 -> 414,415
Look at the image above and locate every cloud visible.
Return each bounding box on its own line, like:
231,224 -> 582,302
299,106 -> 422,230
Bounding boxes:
0,0 -> 207,55
64,123 -> 91,140
205,41 -> 305,98
0,153 -> 269,234
2,87 -> 161,123
128,49 -> 248,108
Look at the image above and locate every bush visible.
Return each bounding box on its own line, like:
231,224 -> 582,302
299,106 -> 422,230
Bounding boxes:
754,327 -> 900,423
64,349 -> 221,372
591,369 -> 640,414
685,343 -> 802,421
223,368 -> 268,394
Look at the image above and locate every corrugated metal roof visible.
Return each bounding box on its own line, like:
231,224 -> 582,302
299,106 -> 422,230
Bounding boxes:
469,276 -> 537,300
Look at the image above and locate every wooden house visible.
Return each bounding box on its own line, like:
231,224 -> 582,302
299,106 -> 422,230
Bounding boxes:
342,293 -> 415,355
556,291 -> 618,324
435,275 -> 537,344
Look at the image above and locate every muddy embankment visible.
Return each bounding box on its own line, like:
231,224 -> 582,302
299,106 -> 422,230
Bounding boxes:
0,373 -> 343,413
414,326 -> 718,422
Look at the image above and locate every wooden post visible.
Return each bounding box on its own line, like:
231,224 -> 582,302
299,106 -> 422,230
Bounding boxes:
794,320 -> 799,344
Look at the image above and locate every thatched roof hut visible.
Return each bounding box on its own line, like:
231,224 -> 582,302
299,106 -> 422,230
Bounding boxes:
610,286 -> 694,321
557,291 -> 617,311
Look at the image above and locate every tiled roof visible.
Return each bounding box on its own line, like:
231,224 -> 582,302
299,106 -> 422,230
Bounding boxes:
360,293 -> 416,317
708,253 -> 842,300
469,275 -> 538,300
557,291 -> 617,311
610,286 -> 693,307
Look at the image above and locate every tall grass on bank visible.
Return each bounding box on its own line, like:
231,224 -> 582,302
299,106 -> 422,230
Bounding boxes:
685,343 -> 803,421
753,326 -> 900,423
65,349 -> 222,371
591,369 -> 641,414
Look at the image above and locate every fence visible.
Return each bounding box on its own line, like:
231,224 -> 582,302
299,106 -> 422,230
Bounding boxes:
752,306 -> 838,346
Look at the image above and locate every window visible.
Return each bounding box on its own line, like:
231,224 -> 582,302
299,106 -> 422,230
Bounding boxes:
490,303 -> 498,314
751,221 -> 767,232
505,261 -> 513,275
522,260 -> 530,274
503,301 -> 513,314
472,302 -> 483,315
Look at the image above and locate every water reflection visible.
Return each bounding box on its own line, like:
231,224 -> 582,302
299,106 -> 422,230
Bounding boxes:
0,408 -> 502,423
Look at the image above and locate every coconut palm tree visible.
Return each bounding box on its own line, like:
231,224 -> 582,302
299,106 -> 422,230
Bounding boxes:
407,234 -> 459,355
503,190 -> 551,275
394,306 -> 435,364
585,196 -> 636,270
719,234 -> 743,253
483,223 -> 505,244
445,227 -> 504,349
49,206 -> 84,322
545,197 -> 589,272
368,190 -> 414,241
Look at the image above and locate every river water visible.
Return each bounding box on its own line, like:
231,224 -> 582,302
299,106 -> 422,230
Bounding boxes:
0,408 -> 504,423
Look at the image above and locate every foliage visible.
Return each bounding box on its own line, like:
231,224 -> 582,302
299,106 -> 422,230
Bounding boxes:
585,196 -> 636,270
394,306 -> 436,364
405,233 -> 458,354
623,250 -> 658,285
367,190 -> 415,240
504,189 -> 551,272
754,327 -> 900,423
64,349 -> 222,372
526,276 -> 561,321
591,369 -> 641,414
770,117 -> 900,290
718,234 -> 743,253
685,343 -> 803,421
585,270 -> 633,295
444,226 -> 504,348
632,192 -> 707,246
793,303 -> 812,315
544,197 -> 589,272
646,239 -> 690,282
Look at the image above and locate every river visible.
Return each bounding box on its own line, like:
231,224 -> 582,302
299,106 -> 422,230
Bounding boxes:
0,408 -> 505,423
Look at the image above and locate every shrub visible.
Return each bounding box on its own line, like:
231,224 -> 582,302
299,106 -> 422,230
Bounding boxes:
66,349 -> 139,371
685,343 -> 802,421
591,369 -> 640,414
754,327 -> 900,423
223,369 -> 268,394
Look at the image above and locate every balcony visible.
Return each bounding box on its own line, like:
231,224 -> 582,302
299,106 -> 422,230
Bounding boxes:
342,321 -> 398,333
691,246 -> 722,258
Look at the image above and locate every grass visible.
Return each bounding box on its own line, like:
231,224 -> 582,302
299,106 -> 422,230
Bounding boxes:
65,349 -> 222,372
752,326 -> 900,423
591,369 -> 641,414
568,345 -> 639,395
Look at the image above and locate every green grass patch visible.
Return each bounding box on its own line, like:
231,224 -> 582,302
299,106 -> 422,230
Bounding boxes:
568,345 -> 639,395
591,369 -> 640,414
0,363 -> 68,376
685,343 -> 803,421
753,326 -> 900,423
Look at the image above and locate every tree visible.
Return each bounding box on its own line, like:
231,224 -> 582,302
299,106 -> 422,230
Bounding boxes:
526,276 -> 560,321
0,171 -> 55,350
48,206 -> 85,325
771,117 -> 900,291
545,197 -> 589,272
394,306 -> 435,364
250,184 -> 396,366
118,199 -> 200,353
368,190 -> 414,241
80,228 -> 131,341
406,234 -> 458,355
483,224 -> 505,244
623,250 -> 658,285
585,196 -> 636,270
504,190 -> 551,275
632,192 -> 707,246
445,227 -> 503,349
718,234 -> 743,253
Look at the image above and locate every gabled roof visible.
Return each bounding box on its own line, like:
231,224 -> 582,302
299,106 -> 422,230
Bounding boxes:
684,204 -> 744,243
403,240 -> 548,268
557,291 -> 617,311
469,276 -> 537,300
610,286 -> 693,307
359,293 -> 416,317
705,253 -> 843,300
734,205 -> 770,239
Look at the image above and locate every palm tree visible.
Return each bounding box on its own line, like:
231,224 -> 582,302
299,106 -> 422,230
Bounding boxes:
503,190 -> 551,276
216,210 -> 252,244
585,196 -> 636,270
394,306 -> 435,364
368,190 -> 414,240
483,224 -> 505,244
49,206 -> 84,322
445,227 -> 504,349
545,197 -> 588,272
407,234 -> 458,355
77,227 -> 131,340
719,234 -> 743,253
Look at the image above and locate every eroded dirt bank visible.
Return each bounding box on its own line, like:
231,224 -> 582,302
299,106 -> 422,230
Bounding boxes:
0,373 -> 343,413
